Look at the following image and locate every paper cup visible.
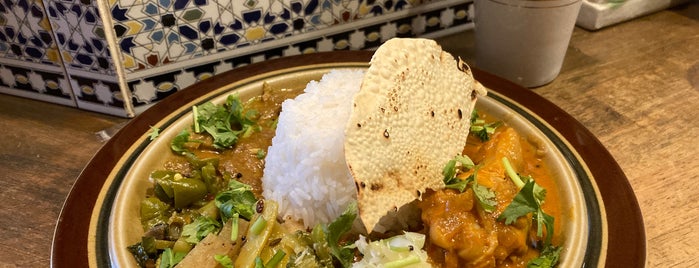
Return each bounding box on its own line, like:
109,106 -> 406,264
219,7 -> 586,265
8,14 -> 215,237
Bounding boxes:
474,0 -> 582,88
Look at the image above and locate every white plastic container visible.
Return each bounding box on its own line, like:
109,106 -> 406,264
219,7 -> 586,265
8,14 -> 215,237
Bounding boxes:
474,0 -> 583,88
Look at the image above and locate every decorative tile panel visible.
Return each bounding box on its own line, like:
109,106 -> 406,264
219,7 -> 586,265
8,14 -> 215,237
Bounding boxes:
46,0 -> 114,75
0,0 -> 60,65
45,0 -> 127,115
122,0 -> 476,116
0,0 -> 74,105
0,0 -> 475,117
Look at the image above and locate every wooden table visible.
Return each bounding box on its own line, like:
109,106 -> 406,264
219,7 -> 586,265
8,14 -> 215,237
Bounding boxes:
1,2 -> 697,267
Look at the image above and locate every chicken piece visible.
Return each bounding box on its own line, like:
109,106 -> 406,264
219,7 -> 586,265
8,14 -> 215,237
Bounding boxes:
418,127 -> 535,267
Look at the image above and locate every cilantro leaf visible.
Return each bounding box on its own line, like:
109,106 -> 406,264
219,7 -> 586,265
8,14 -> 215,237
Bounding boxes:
325,202 -> 358,268
444,175 -> 471,192
527,245 -> 562,268
498,180 -> 541,225
470,109 -> 502,141
158,248 -> 185,268
180,216 -> 222,244
255,149 -> 266,159
443,156 -> 496,213
471,170 -> 497,212
170,129 -> 191,154
148,126 -> 160,140
214,254 -> 234,268
215,179 -> 258,221
498,174 -> 554,245
443,154 -> 475,185
191,94 -> 259,150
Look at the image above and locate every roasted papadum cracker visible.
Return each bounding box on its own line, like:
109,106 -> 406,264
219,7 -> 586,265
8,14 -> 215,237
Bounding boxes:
345,38 -> 487,233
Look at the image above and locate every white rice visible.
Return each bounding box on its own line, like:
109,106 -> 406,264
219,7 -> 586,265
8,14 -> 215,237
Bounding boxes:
261,69 -> 365,228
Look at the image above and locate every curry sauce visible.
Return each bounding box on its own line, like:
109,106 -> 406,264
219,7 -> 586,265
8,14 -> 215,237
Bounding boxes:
143,91 -> 563,268
417,117 -> 563,267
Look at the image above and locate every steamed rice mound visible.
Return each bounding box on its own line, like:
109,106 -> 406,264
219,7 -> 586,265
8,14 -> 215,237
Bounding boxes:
262,69 -> 364,228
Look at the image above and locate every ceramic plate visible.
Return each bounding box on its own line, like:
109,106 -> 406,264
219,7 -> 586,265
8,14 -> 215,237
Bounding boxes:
51,51 -> 645,267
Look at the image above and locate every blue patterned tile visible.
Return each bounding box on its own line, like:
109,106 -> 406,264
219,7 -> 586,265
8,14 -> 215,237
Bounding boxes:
0,0 -> 476,117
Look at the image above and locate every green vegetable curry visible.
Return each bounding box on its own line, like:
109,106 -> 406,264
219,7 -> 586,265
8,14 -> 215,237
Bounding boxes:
129,84 -> 563,268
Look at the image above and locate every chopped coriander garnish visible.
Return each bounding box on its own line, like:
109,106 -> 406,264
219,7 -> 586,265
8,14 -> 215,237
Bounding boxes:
215,180 -> 257,222
214,254 -> 234,268
470,109 -> 502,141
148,126 -> 160,140
324,202 -> 358,268
158,248 -> 186,268
170,129 -> 191,154
528,244 -> 562,268
443,155 -> 497,212
256,149 -> 266,159
499,157 -> 555,246
180,216 -> 221,244
191,94 -> 259,150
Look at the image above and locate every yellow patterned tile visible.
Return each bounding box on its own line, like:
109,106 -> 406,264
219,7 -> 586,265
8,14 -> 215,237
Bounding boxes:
334,39 -> 349,50
302,47 -> 317,54
46,80 -> 59,90
245,26 -> 265,41
125,21 -> 143,35
46,48 -> 61,64
398,24 -> 412,34
81,85 -> 95,94
197,73 -> 212,80
427,17 -> 440,27
61,51 -> 72,62
15,74 -> 28,84
39,17 -> 52,32
123,55 -> 136,69
366,31 -> 380,42
157,81 -> 174,91
455,9 -> 468,20
358,3 -> 369,17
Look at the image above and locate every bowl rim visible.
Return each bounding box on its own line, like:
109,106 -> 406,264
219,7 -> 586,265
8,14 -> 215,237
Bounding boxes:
50,50 -> 646,268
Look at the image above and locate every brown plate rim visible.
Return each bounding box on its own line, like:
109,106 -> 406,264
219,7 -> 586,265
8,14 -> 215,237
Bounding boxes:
50,50 -> 645,267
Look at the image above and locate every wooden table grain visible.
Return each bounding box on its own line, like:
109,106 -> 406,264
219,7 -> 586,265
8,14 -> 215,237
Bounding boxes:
1,2 -> 697,267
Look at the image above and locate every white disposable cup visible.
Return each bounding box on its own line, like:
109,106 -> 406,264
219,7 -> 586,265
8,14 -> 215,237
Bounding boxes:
474,0 -> 583,87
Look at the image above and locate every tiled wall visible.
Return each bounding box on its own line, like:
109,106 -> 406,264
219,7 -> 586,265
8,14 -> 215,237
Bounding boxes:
0,0 -> 475,117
